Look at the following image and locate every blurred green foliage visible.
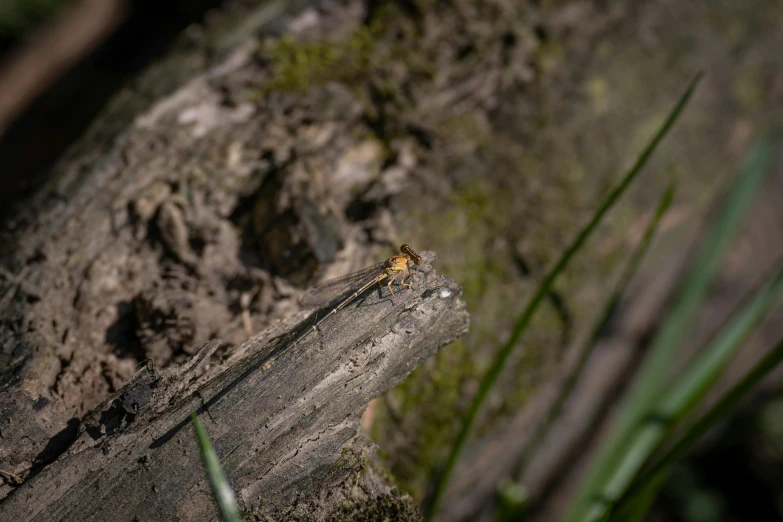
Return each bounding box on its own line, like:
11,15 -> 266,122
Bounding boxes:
0,0 -> 68,39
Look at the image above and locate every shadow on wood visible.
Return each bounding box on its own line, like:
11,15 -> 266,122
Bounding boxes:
1,251 -> 468,521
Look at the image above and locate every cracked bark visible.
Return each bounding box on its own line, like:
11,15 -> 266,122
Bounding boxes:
3,0 -> 782,520
2,252 -> 468,520
0,1 -> 474,519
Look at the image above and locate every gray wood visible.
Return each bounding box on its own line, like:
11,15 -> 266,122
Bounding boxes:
1,252 -> 468,520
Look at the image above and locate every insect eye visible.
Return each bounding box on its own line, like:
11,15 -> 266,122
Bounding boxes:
400,244 -> 422,264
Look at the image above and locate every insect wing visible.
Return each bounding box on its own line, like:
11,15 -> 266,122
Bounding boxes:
300,262 -> 388,309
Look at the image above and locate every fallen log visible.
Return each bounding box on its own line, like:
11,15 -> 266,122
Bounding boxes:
2,251 -> 468,520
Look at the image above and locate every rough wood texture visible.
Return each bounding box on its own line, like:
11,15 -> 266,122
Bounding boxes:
2,251 -> 467,520
0,1 -> 474,516
0,1 -> 406,502
3,0 -> 783,520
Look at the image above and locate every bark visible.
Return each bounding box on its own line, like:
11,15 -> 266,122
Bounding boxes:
2,0 -> 783,520
0,1 -> 473,518
1,251 -> 467,520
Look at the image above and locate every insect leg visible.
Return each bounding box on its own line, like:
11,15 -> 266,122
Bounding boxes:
400,264 -> 413,288
386,270 -> 403,304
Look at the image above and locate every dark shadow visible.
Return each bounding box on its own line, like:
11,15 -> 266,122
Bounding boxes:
0,0 -> 228,219
32,417 -> 80,469
84,404 -> 137,441
229,168 -> 342,286
105,300 -> 145,362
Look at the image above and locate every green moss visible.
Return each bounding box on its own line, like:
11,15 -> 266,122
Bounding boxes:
260,29 -> 375,94
372,167 -> 582,497
326,446 -> 419,521
239,501 -> 267,522
327,494 -> 420,522
367,96 -> 615,495
373,338 -> 475,498
328,445 -> 367,478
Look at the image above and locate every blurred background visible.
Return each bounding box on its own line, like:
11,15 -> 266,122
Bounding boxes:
1,1 -> 783,521
0,0 -> 228,210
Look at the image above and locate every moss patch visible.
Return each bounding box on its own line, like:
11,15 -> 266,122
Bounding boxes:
260,29 -> 375,94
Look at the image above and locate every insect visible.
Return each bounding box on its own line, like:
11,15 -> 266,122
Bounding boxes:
296,244 -> 423,342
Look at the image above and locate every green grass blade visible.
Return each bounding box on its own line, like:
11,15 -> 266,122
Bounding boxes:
191,413 -> 242,522
617,332 -> 783,515
422,73 -> 702,522
566,135 -> 774,522
496,181 -> 676,522
495,479 -> 529,522
610,470 -> 669,522
509,180 -> 676,485
587,262 -> 783,522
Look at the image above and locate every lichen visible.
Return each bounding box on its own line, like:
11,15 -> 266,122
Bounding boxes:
328,445 -> 367,478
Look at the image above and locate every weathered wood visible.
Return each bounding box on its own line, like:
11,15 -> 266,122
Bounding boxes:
4,0 -> 783,519
0,2 -> 406,505
2,251 -> 467,520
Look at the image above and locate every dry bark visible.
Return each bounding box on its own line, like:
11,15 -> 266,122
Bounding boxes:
3,0 -> 783,520
1,250 -> 467,521
0,1 -> 473,518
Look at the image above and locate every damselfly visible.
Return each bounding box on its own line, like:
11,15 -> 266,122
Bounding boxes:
296,244 -> 423,343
